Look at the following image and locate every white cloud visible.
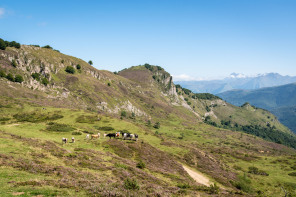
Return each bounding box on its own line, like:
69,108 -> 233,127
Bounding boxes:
0,8 -> 5,18
172,74 -> 226,81
172,74 -> 201,81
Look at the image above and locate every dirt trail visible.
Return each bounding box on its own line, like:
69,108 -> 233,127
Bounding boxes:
182,165 -> 212,186
6,124 -> 20,127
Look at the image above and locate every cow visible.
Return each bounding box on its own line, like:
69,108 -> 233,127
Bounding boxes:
106,133 -> 116,139
122,133 -> 139,141
86,134 -> 90,139
72,137 -> 75,143
91,133 -> 100,139
62,137 -> 67,144
115,132 -> 121,138
122,133 -> 132,140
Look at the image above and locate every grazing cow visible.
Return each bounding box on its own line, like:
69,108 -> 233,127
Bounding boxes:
86,134 -> 90,139
91,133 -> 100,139
122,133 -> 138,141
122,133 -> 132,140
72,137 -> 75,143
62,137 -> 67,144
115,132 -> 121,138
106,133 -> 116,139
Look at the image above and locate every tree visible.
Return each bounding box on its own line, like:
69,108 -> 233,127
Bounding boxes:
88,60 -> 93,65
14,75 -> 24,83
0,38 -> 6,50
6,73 -> 14,82
76,64 -> 81,69
65,66 -> 75,74
42,45 -> 53,49
9,41 -> 21,49
15,43 -> 21,49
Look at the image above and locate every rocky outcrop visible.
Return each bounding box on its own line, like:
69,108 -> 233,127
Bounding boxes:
97,100 -> 147,117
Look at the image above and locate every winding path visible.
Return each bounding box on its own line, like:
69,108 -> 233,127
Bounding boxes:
182,165 -> 211,186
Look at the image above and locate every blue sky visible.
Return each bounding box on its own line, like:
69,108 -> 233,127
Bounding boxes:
0,0 -> 296,81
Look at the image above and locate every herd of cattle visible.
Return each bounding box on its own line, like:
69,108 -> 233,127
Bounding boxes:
62,131 -> 138,144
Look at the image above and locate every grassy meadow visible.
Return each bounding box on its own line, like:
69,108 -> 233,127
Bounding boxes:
0,98 -> 295,196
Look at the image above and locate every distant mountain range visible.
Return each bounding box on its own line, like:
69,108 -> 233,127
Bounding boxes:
217,83 -> 296,133
176,73 -> 296,94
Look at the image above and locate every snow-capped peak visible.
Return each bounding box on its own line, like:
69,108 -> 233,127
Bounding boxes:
229,73 -> 247,79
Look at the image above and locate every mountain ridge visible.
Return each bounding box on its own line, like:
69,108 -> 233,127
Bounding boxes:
176,73 -> 296,94
217,82 -> 296,134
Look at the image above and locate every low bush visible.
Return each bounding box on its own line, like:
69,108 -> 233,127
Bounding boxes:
136,160 -> 146,169
97,126 -> 114,131
233,165 -> 242,171
248,166 -> 269,176
72,131 -> 82,135
6,73 -> 14,82
288,172 -> 296,176
208,183 -> 219,194
46,122 -> 75,132
11,59 -> 17,67
42,77 -> 49,86
0,117 -> 10,121
65,66 -> 75,74
32,73 -> 41,81
0,70 -> 6,78
76,115 -> 99,124
231,174 -> 253,193
14,75 -> 24,83
178,133 -> 185,139
154,122 -> 160,129
13,112 -> 63,123
124,178 -> 139,190
115,162 -> 128,169
177,183 -> 191,189
121,110 -> 127,118
82,130 -> 94,134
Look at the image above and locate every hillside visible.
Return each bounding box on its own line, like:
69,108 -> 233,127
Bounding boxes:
176,73 -> 296,94
217,83 -> 296,133
0,45 -> 296,196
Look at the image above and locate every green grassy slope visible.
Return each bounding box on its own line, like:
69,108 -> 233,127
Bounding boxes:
0,99 -> 296,196
217,83 -> 296,133
0,45 -> 296,196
